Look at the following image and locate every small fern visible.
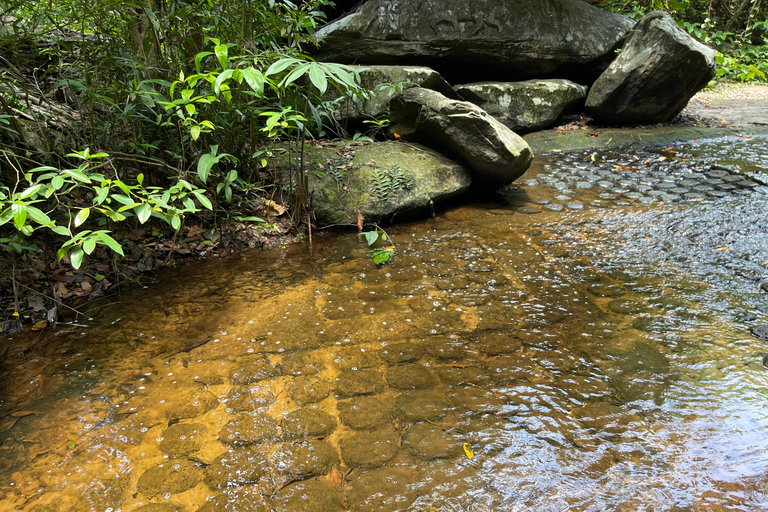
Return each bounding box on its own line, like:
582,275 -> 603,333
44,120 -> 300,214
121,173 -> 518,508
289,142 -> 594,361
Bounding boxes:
372,164 -> 413,204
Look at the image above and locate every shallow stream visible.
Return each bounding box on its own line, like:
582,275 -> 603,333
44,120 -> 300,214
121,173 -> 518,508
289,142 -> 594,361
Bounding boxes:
2,134 -> 768,512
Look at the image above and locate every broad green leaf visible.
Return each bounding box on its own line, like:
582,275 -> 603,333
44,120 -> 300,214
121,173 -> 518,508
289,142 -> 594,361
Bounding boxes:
51,225 -> 70,236
26,206 -> 51,226
0,208 -> 13,227
94,186 -> 109,205
83,237 -> 96,255
363,230 -> 379,246
194,51 -> 214,73
19,184 -> 44,200
214,44 -> 228,69
111,194 -> 135,207
51,175 -> 64,190
70,246 -> 84,269
182,197 -> 196,211
191,190 -> 212,210
281,63 -> 310,88
74,208 -> 90,227
239,216 -> 265,223
265,57 -> 301,76
171,214 -> 181,230
135,203 -> 152,224
12,204 -> 26,230
97,232 -> 125,256
137,173 -> 144,185
190,125 -> 201,141
308,63 -> 328,94
62,168 -> 91,183
185,103 -> 196,116
197,152 -> 221,183
241,67 -> 265,97
214,69 -> 234,95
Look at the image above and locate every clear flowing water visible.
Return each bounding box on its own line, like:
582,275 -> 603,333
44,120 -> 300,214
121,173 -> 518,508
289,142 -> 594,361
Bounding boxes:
2,134 -> 768,512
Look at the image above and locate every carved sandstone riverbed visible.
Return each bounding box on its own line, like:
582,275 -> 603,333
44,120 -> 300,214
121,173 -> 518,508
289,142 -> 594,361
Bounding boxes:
1,135 -> 768,511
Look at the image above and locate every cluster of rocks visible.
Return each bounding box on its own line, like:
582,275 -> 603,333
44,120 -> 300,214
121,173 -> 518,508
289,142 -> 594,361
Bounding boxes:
302,0 -> 717,225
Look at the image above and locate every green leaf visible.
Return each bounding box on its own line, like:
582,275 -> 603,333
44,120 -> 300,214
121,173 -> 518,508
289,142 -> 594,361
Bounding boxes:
197,152 -> 221,184
19,184 -> 44,200
94,186 -> 110,205
51,225 -> 70,236
0,208 -> 11,227
12,204 -> 27,230
308,63 -> 328,94
238,216 -> 265,223
214,69 -> 234,95
191,190 -> 212,210
281,63 -> 310,88
363,230 -> 379,246
214,44 -> 228,69
51,175 -> 65,190
241,67 -> 265,97
26,206 -> 51,226
83,237 -> 96,255
194,51 -> 214,73
96,232 -> 125,256
70,246 -> 84,269
265,57 -> 301,76
61,168 -> 91,183
190,125 -> 201,141
74,208 -> 90,227
171,215 -> 181,230
137,173 -> 144,186
112,194 -> 136,207
372,249 -> 393,265
135,203 -> 152,224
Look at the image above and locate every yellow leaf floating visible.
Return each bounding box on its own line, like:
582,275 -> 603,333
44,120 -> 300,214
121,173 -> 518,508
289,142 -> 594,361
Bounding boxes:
715,247 -> 728,251
463,443 -> 474,460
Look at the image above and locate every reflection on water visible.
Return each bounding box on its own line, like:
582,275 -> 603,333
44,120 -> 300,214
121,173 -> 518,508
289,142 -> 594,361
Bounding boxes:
1,135 -> 768,512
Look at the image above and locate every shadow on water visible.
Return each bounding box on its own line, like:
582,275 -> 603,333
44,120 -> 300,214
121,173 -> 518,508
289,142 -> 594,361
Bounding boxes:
1,134 -> 768,511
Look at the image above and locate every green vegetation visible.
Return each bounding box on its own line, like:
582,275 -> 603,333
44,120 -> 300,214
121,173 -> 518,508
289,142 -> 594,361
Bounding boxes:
607,0 -> 768,82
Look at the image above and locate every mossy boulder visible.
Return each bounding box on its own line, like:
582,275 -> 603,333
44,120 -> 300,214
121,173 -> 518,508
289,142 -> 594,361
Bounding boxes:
454,80 -> 587,133
285,141 -> 472,226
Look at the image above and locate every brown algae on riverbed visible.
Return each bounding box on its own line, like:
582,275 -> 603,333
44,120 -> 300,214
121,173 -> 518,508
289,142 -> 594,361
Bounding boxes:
2,136 -> 768,511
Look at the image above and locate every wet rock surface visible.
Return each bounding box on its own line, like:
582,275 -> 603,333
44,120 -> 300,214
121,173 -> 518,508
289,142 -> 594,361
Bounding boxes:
335,369 -> 386,397
229,355 -> 276,385
165,389 -> 218,419
197,490 -> 270,512
338,396 -> 394,430
137,459 -> 204,496
340,427 -> 400,468
379,342 -> 424,364
273,479 -> 343,512
404,422 -> 463,460
273,439 -> 340,479
290,376 -> 332,404
218,413 -> 279,445
385,363 -> 437,389
226,384 -> 275,412
396,389 -> 451,422
281,408 -> 337,439
205,449 -> 270,490
346,467 -> 418,512
158,423 -> 206,456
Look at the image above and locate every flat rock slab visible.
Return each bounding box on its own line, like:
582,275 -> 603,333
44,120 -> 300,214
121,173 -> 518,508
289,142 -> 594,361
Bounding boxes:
158,423 -> 206,456
751,325 -> 768,341
396,389 -> 451,422
229,355 -> 276,385
340,427 -> 400,468
313,0 -> 634,82
346,467 -> 419,512
197,491 -> 270,512
273,479 -> 343,512
290,376 -> 332,404
385,364 -> 437,389
226,384 -> 275,412
165,389 -> 218,420
338,396 -> 394,430
390,88 -> 533,189
379,342 -> 424,364
281,408 -> 337,439
455,80 -> 587,133
404,422 -> 462,460
273,440 -> 340,479
218,413 -> 279,445
335,369 -> 386,397
137,459 -> 204,496
205,449 -> 270,490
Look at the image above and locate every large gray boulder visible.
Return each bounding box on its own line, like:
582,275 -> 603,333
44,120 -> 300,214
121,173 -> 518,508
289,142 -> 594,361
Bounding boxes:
585,11 -> 717,124
389,88 -> 533,189
454,80 -> 588,133
328,65 -> 458,129
285,141 -> 472,226
313,0 -> 635,82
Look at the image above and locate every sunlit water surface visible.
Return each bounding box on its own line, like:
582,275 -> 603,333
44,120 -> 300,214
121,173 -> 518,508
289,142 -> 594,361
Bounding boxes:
2,135 -> 768,512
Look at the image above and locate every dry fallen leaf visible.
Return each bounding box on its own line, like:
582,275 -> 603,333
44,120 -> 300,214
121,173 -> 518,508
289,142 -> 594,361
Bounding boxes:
10,411 -> 36,417
31,320 -> 47,331
263,199 -> 286,217
356,210 -> 364,232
